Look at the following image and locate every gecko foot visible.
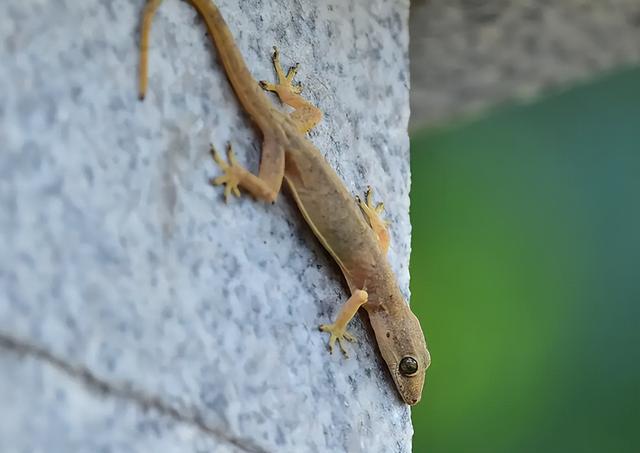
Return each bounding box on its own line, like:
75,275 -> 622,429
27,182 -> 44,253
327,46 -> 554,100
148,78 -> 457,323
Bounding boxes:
259,46 -> 303,97
210,143 -> 243,202
259,46 -> 322,134
356,186 -> 390,252
319,323 -> 356,357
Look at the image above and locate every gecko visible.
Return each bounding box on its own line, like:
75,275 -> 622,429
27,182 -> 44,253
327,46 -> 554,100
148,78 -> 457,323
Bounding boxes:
138,0 -> 431,405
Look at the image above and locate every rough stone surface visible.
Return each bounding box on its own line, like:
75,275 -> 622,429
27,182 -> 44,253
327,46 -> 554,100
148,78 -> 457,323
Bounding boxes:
410,0 -> 640,129
0,0 -> 413,452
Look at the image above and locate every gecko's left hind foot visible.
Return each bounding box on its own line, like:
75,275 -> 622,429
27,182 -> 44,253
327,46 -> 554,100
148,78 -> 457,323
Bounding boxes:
356,186 -> 390,252
319,323 -> 357,357
259,46 -> 303,96
210,143 -> 243,202
259,46 -> 322,134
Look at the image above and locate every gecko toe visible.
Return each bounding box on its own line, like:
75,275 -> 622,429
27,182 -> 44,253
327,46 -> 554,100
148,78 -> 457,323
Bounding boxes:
210,144 -> 243,202
337,338 -> 350,357
319,323 -> 355,357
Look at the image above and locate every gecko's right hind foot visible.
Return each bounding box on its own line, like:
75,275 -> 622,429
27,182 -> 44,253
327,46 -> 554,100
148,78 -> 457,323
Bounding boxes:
210,143 -> 243,202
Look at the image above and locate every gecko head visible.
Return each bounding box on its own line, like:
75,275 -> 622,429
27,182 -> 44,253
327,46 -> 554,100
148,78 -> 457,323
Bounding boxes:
369,306 -> 431,405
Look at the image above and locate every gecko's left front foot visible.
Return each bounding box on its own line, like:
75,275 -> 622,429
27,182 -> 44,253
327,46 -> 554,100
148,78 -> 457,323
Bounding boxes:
318,323 -> 357,357
356,186 -> 390,253
210,143 -> 243,202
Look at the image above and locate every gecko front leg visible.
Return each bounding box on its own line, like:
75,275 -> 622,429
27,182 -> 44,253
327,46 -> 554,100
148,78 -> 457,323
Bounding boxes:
259,47 -> 323,134
356,186 -> 390,253
319,289 -> 368,357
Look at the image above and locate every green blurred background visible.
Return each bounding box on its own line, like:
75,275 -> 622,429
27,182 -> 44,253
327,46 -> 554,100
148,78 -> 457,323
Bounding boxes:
409,67 -> 640,452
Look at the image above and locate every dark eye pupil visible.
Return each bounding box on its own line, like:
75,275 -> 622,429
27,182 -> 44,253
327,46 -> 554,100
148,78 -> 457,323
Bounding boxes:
399,357 -> 418,376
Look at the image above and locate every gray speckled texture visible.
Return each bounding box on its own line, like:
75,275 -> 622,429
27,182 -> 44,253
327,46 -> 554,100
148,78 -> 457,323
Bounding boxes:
0,0 -> 413,452
410,0 -> 640,129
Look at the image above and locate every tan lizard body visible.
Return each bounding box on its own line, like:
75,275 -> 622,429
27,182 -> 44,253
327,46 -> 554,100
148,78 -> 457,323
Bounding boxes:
139,0 -> 430,405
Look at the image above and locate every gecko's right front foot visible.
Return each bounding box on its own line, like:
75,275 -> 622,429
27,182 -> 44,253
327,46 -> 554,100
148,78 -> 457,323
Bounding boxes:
319,323 -> 357,357
318,289 -> 367,358
210,143 -> 243,202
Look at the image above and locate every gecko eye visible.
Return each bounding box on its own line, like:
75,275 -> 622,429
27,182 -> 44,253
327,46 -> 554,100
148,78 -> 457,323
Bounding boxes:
399,356 -> 419,377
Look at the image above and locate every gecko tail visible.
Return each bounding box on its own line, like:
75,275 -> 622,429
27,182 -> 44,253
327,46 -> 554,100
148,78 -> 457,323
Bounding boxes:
138,0 -> 164,101
138,0 -> 271,117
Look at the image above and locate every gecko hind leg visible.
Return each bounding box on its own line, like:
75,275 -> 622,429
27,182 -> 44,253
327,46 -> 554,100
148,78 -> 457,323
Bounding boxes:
356,186 -> 390,253
319,289 -> 368,357
139,1 -> 286,204
210,143 -> 281,204
259,47 -> 323,134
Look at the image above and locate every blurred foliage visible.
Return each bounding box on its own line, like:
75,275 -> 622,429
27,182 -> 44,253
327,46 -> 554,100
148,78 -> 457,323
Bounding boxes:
409,67 -> 640,453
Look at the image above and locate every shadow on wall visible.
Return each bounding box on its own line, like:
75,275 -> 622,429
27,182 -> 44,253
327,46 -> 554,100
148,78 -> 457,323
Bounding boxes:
409,67 -> 640,453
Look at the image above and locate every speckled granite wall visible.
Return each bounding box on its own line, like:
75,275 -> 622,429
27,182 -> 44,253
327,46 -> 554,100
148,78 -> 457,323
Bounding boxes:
410,0 -> 640,129
0,1 -> 414,452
